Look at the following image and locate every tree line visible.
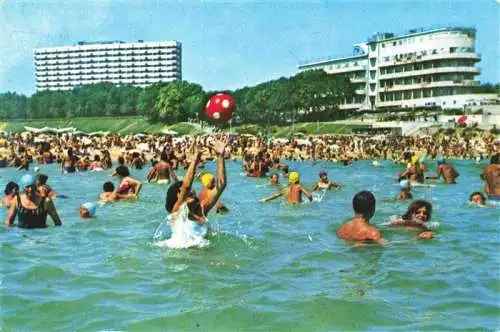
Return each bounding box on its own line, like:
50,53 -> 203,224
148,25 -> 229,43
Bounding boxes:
2,70 -> 496,124
0,70 -> 355,124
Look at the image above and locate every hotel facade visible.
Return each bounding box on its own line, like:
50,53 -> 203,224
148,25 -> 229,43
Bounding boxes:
34,40 -> 181,92
298,27 -> 490,111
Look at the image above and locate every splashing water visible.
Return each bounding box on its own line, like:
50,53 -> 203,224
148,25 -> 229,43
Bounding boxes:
153,203 -> 209,249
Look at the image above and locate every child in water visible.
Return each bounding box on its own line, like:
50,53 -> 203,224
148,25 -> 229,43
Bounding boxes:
260,172 -> 312,204
80,202 -> 97,218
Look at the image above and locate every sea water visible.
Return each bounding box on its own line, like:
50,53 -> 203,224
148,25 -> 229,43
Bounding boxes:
1,160 -> 499,330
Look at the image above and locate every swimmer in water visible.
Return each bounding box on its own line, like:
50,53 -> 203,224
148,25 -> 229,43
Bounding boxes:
80,202 -> 97,218
469,191 -> 488,207
260,172 -> 312,204
114,165 -> 142,198
312,171 -> 342,191
270,173 -> 280,185
398,155 -> 424,184
147,151 -> 178,184
425,157 -> 460,184
165,135 -> 228,225
4,174 -> 62,228
2,181 -> 19,208
389,200 -> 434,239
396,180 -> 413,200
480,153 -> 499,202
198,172 -> 229,214
336,191 -> 387,245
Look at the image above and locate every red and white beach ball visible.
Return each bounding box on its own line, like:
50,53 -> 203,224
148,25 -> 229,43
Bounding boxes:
204,93 -> 236,124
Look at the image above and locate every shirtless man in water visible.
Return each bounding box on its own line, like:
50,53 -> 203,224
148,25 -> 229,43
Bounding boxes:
337,191 -> 387,245
425,157 -> 460,184
260,172 -> 312,204
147,151 -> 178,184
481,153 -> 500,201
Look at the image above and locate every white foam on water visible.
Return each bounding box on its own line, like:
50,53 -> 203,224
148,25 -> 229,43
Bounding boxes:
153,204 -> 209,249
312,190 -> 327,202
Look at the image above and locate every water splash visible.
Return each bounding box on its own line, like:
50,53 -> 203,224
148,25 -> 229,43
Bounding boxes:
153,204 -> 209,249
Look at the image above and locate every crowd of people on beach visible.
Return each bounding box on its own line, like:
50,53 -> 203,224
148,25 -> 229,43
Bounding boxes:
0,128 -> 498,246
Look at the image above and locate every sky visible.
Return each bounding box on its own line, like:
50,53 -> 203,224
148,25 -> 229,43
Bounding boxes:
0,0 -> 498,96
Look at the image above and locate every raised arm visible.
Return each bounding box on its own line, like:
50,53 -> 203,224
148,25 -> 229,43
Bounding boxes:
204,136 -> 228,214
172,140 -> 201,213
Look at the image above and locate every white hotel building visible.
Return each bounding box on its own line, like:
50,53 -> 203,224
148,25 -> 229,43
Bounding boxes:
298,27 -> 491,111
34,40 -> 181,92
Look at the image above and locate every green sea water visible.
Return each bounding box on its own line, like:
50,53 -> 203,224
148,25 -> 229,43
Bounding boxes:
1,160 -> 499,331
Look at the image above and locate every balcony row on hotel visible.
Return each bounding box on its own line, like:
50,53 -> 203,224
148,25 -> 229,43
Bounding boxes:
36,64 -> 179,72
378,52 -> 480,68
35,45 -> 180,55
36,67 -> 179,76
34,50 -> 180,60
36,72 -> 180,82
36,77 -> 180,87
35,54 -> 179,65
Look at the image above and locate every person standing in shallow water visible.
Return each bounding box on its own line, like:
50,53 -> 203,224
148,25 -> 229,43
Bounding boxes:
425,157 -> 460,184
480,153 -> 499,202
165,135 -> 228,225
260,172 -> 312,204
336,191 -> 388,245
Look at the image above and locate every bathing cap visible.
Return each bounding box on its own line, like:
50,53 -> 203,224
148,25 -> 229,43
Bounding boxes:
411,156 -> 419,165
399,180 -> 410,188
81,202 -> 97,217
19,174 -> 36,188
34,166 -> 40,173
436,156 -> 445,164
318,170 -> 327,177
289,172 -> 299,183
201,173 -> 214,187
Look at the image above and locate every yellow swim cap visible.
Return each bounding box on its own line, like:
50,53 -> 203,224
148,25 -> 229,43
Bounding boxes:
289,172 -> 299,183
411,156 -> 419,165
201,173 -> 214,187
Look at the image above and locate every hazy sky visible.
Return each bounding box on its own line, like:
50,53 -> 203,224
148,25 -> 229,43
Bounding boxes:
0,0 -> 498,96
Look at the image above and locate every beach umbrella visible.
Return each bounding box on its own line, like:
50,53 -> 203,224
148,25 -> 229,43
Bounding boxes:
161,129 -> 178,136
457,115 -> 468,125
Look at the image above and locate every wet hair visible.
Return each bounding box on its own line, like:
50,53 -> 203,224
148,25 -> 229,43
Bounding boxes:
402,200 -> 432,222
4,181 -> 19,195
36,174 -> 48,185
103,181 -> 115,192
469,191 -> 486,202
115,165 -> 130,177
165,181 -> 183,212
94,155 -> 101,162
118,156 -> 125,165
491,153 -> 499,165
352,191 -> 376,219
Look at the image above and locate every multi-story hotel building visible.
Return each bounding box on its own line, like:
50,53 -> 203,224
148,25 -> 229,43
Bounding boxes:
298,27 -> 489,111
34,40 -> 181,92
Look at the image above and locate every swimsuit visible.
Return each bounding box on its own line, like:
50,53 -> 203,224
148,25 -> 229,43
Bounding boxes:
16,196 -> 47,228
